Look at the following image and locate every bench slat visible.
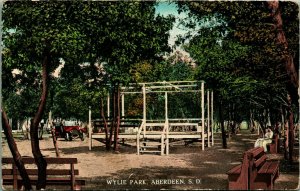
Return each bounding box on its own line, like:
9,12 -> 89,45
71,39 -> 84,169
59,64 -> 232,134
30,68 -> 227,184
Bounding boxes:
2,169 -> 79,176
3,177 -> 86,186
258,161 -> 279,175
252,147 -> 264,158
246,147 -> 264,158
227,164 -> 242,175
2,157 -> 78,164
2,157 -> 85,190
254,155 -> 267,168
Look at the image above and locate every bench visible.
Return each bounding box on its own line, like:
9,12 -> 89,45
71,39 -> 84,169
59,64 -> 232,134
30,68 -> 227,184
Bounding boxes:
248,147 -> 279,190
227,147 -> 279,190
227,152 -> 249,189
2,157 -> 85,190
267,134 -> 279,154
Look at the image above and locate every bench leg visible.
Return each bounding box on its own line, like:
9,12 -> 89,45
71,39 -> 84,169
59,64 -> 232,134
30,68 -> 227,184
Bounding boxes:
251,175 -> 275,190
74,184 -> 82,190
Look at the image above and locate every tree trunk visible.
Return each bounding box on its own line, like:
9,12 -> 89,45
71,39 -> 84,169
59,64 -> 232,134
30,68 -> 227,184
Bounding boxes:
108,89 -> 115,150
2,110 -> 32,190
30,53 -> 49,189
267,1 -> 298,163
51,128 -> 60,157
267,1 -> 298,88
113,86 -> 121,151
219,101 -> 227,148
100,98 -> 110,150
287,95 -> 295,163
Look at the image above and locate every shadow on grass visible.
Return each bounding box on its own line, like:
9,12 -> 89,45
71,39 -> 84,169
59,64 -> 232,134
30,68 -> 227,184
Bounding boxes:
42,144 -> 138,155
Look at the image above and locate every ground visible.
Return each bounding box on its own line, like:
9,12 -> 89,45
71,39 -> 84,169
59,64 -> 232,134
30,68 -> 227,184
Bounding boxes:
2,130 -> 299,190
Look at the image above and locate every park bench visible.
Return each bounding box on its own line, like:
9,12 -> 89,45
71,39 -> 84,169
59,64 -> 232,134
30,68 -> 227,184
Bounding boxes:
227,147 -> 279,190
267,134 -> 279,154
227,151 -> 250,189
248,147 -> 279,190
2,157 -> 85,190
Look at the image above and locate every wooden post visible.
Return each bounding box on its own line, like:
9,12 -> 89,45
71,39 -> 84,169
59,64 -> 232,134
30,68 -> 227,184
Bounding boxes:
165,91 -> 169,155
50,111 -> 60,157
165,91 -> 168,121
88,106 -> 92,151
211,91 -> 214,146
107,94 -> 110,118
13,163 -> 17,190
0,3 -> 2,182
161,134 -> 164,155
165,121 -> 169,155
143,84 -> 146,122
137,132 -> 140,155
71,163 -> 75,190
9,118 -> 12,127
201,82 -> 205,151
142,84 -> 146,137
207,91 -> 210,147
17,120 -> 20,131
121,93 -> 124,119
258,120 -> 260,135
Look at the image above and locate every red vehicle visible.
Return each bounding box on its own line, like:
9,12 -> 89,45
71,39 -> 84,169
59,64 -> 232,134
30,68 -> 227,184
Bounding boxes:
54,121 -> 86,141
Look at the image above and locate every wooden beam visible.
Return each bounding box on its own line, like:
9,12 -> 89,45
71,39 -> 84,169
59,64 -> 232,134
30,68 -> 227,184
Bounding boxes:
88,106 -> 92,151
143,84 -> 146,121
207,91 -> 211,147
201,82 -> 205,150
211,91 -> 214,146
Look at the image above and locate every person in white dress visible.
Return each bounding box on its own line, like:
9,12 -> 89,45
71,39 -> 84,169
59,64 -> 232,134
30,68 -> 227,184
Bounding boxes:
254,127 -> 273,152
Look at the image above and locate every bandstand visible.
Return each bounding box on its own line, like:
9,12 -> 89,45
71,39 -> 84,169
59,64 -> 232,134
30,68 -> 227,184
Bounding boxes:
89,81 -> 214,155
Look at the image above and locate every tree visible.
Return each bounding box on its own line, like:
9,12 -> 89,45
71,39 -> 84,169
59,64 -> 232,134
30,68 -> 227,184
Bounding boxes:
3,1 -> 88,189
3,8 -> 174,191
177,1 -> 299,152
76,1 -> 175,151
183,24 -> 252,148
267,1 -> 298,163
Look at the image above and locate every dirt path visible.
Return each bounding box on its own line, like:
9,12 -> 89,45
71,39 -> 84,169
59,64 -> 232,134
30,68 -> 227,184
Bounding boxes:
2,130 -> 299,190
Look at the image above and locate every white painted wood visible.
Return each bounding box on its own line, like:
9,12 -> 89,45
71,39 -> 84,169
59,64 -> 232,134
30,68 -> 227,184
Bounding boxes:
145,123 -> 165,126
165,91 -> 168,120
143,84 -> 146,121
91,81 -> 214,154
88,106 -> 92,150
207,91 -> 211,147
107,94 -> 110,117
201,82 -> 205,151
211,91 -> 214,146
165,121 -> 169,155
92,133 -> 205,139
136,133 -> 140,155
121,93 -> 125,117
169,123 -> 198,126
161,133 -> 165,156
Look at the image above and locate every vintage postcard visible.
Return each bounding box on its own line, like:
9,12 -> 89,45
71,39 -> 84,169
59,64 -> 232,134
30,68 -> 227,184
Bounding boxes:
1,1 -> 299,190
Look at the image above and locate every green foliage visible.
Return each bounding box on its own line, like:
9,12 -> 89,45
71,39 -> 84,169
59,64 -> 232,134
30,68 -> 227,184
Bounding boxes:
177,1 -> 299,122
2,1 -> 175,121
50,77 -> 100,121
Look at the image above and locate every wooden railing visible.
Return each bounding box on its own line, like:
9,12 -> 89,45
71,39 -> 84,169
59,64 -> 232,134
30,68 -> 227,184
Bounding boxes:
136,120 -> 146,155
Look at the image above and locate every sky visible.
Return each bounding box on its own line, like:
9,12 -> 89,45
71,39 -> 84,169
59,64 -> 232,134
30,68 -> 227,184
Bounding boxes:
155,1 -> 188,48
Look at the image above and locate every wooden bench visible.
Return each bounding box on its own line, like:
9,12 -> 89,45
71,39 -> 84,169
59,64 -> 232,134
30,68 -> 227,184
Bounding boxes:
227,152 -> 249,189
2,157 -> 85,190
267,134 -> 279,154
227,147 -> 279,190
248,147 -> 279,190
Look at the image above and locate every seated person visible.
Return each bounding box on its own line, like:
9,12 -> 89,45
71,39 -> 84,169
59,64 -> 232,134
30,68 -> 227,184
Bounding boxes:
254,127 -> 273,152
